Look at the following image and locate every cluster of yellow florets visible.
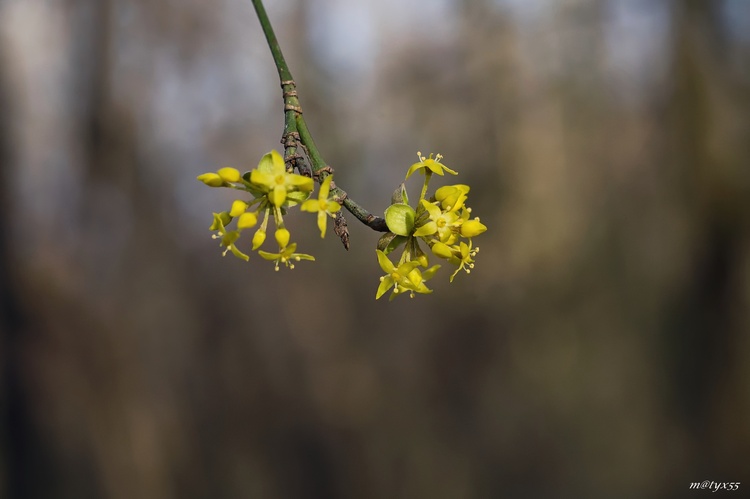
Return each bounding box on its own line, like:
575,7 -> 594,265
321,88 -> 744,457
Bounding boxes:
197,150 -> 340,270
375,152 -> 487,300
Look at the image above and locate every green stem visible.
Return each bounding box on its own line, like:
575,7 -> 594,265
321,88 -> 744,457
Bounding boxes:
251,0 -> 293,83
251,0 -> 387,233
420,171 -> 431,201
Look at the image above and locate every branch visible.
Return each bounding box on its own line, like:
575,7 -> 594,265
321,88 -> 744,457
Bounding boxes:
251,0 -> 388,248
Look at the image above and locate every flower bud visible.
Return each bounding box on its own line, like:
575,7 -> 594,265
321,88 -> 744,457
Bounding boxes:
236,212 -> 258,230
431,241 -> 454,259
275,228 -> 291,248
217,167 -> 241,183
252,229 -> 266,250
229,200 -> 249,217
197,173 -> 224,187
460,219 -> 487,238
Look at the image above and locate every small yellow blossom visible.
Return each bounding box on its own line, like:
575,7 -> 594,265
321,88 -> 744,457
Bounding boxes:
375,250 -> 438,300
250,150 -> 313,207
210,213 -> 249,261
406,152 -> 458,179
258,243 -> 315,271
301,175 -> 341,237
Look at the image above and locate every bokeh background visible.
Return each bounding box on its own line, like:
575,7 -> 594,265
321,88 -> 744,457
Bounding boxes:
2,0 -> 749,497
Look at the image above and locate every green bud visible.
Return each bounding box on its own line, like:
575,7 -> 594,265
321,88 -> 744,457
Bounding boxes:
391,183 -> 409,205
384,203 -> 416,237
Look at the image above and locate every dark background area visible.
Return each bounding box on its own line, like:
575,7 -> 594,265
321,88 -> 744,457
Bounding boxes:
1,0 -> 749,497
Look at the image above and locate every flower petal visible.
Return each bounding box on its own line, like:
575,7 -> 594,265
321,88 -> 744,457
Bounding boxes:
286,174 -> 314,191
320,175 -> 332,199
413,221 -> 437,237
250,170 -> 275,189
271,185 -> 287,207
376,250 -> 396,273
257,250 -> 280,261
317,211 -> 327,238
300,199 -> 319,212
376,276 -> 394,299
230,244 -> 250,261
405,162 -> 424,179
431,241 -> 454,259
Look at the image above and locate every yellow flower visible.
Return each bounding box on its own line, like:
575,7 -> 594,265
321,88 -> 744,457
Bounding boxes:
413,200 -> 460,242
406,152 -> 457,179
210,213 -> 249,261
375,250 -> 439,300
449,241 -> 479,282
434,184 -> 469,211
300,175 -> 341,237
258,243 -> 315,271
249,150 -> 313,207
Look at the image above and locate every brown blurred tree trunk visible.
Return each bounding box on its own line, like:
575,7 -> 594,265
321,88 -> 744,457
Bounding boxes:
0,40 -> 54,499
661,0 -> 750,484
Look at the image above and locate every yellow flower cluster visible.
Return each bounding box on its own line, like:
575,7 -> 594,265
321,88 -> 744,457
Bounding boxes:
197,150 -> 340,269
376,152 -> 487,300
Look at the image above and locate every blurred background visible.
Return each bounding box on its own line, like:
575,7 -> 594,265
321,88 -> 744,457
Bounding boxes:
1,0 -> 749,497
